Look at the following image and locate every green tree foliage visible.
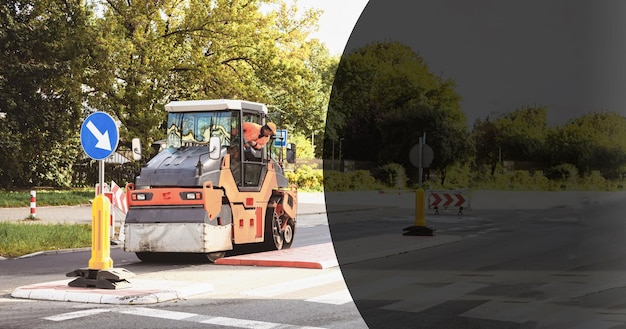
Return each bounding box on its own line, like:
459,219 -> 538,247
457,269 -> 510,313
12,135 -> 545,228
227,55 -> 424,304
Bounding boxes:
85,0 -> 330,154
472,106 -> 548,176
545,112 -> 626,176
326,41 -> 472,185
289,133 -> 314,160
497,106 -> 548,161
0,0 -> 93,187
0,0 -> 334,187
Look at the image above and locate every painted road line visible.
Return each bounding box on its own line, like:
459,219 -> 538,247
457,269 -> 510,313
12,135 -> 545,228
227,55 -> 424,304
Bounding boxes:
0,297 -> 34,303
45,307 -> 328,329
305,289 -> 353,305
116,307 -> 199,320
43,308 -> 112,321
200,316 -> 326,329
241,272 -> 343,297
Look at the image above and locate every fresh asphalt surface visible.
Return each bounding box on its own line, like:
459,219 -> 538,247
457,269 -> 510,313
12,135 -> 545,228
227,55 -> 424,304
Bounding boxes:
4,190 -> 626,328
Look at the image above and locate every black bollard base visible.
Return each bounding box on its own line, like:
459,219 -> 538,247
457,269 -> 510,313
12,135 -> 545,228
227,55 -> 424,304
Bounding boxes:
402,225 -> 435,236
66,268 -> 135,289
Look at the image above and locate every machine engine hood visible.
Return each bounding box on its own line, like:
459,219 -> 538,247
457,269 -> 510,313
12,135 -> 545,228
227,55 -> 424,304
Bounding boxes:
135,146 -> 222,187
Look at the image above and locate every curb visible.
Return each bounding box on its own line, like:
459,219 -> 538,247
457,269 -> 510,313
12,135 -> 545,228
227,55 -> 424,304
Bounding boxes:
11,279 -> 214,305
2,245 -> 122,261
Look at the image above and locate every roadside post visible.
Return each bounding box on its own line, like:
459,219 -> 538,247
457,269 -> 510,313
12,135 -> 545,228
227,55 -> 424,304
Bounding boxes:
66,111 -> 135,289
403,133 -> 435,236
29,190 -> 36,219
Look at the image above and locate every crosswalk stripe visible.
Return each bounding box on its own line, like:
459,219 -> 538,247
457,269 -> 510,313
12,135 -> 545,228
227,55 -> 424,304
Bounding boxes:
44,307 -> 328,329
116,307 -> 199,320
43,308 -> 111,321
305,289 -> 353,305
200,316 -> 326,329
0,297 -> 34,303
241,272 -> 343,297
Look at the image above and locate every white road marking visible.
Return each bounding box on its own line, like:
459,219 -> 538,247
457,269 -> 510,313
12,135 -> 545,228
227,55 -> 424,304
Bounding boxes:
44,307 -> 328,328
116,307 -> 198,320
0,297 -> 34,303
43,308 -> 111,321
241,272 -> 343,297
305,289 -> 353,305
200,316 -> 326,329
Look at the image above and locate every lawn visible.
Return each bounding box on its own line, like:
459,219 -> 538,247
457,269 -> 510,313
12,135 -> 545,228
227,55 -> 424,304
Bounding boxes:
0,222 -> 92,258
0,189 -> 94,208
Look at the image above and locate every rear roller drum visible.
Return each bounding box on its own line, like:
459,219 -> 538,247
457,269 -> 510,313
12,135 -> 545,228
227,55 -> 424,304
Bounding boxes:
265,196 -> 295,250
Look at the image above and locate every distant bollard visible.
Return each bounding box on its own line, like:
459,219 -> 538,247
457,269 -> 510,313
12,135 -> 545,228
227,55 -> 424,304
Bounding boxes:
29,190 -> 36,219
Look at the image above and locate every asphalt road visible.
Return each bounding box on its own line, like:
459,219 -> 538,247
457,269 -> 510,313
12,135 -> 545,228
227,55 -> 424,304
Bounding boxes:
4,190 -> 626,329
335,196 -> 626,329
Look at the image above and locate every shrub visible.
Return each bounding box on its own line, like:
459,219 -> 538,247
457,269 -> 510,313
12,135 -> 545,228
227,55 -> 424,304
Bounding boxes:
443,162 -> 472,188
372,163 -> 408,188
545,163 -> 579,181
348,170 -> 379,190
323,170 -> 381,192
323,171 -> 351,192
285,164 -> 323,191
580,170 -> 606,190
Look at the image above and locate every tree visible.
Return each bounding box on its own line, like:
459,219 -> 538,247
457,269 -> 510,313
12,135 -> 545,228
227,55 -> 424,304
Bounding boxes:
325,41 -> 471,185
546,111 -> 626,176
0,0 -> 94,187
473,106 -> 548,176
497,106 -> 548,162
0,0 -> 338,187
86,0 -> 330,156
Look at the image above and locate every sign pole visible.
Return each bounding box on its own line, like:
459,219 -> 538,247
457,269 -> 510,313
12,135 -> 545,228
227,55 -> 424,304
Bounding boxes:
67,111 -> 134,289
98,160 -> 105,196
418,136 -> 423,188
404,133 -> 434,237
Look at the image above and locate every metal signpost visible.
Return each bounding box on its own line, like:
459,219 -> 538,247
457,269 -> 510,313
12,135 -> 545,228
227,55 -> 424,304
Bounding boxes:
67,112 -> 134,289
404,133 -> 435,236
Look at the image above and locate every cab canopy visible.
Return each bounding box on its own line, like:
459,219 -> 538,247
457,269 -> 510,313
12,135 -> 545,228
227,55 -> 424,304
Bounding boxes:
165,99 -> 268,115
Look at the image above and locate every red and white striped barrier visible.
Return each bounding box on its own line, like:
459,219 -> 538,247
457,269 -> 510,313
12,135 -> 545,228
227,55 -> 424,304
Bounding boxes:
428,190 -> 469,214
29,190 -> 36,219
95,181 -> 128,242
111,181 -> 128,214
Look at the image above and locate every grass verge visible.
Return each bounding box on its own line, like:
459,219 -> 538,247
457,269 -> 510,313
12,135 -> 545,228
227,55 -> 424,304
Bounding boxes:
0,222 -> 91,258
0,189 -> 95,208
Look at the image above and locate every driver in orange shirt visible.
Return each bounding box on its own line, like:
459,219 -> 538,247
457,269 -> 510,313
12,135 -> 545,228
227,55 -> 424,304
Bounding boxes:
243,122 -> 277,150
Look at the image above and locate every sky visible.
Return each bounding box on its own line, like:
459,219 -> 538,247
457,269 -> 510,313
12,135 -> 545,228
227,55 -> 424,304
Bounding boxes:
297,0 -> 370,56
302,0 -> 626,127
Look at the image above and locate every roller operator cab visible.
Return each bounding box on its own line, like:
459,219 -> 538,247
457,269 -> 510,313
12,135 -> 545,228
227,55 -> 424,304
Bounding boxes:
124,99 -> 297,262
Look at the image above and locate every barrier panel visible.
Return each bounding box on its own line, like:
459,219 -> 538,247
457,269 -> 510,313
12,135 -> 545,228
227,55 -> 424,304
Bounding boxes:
428,190 -> 470,215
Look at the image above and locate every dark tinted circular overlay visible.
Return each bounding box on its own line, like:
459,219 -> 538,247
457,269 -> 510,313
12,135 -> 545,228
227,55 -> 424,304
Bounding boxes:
324,1 -> 626,328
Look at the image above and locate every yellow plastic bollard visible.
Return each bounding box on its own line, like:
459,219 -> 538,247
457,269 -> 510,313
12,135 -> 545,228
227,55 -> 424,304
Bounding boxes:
88,194 -> 113,270
414,188 -> 426,226
403,188 -> 434,236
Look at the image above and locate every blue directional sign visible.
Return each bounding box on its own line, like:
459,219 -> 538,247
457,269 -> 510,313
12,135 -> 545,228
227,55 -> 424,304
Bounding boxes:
80,112 -> 119,160
274,129 -> 287,148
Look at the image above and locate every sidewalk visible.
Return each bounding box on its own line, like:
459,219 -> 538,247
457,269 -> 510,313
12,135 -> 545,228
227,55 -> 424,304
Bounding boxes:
4,190 -> 625,224
0,192 -> 328,224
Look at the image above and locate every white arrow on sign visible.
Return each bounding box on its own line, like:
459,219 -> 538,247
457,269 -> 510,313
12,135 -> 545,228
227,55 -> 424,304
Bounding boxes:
86,120 -> 112,151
